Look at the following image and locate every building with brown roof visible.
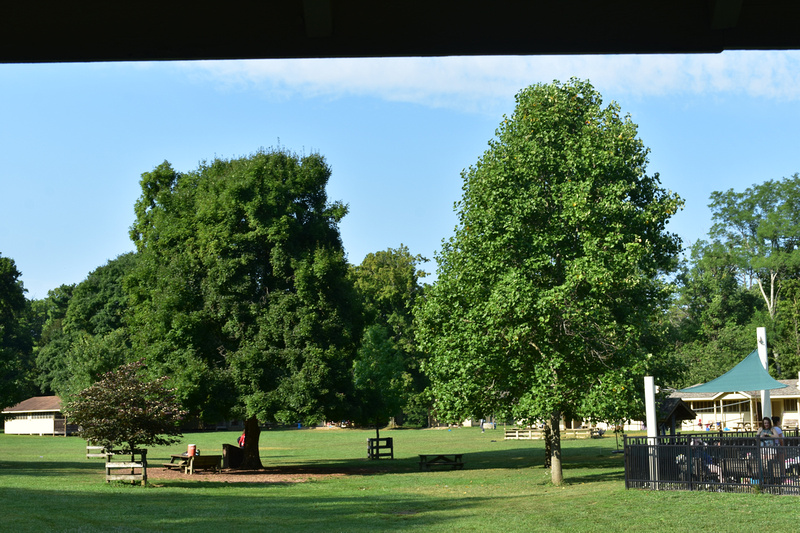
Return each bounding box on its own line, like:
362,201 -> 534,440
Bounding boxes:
2,396 -> 77,436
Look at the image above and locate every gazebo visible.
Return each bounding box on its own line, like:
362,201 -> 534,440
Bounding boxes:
626,341 -> 798,494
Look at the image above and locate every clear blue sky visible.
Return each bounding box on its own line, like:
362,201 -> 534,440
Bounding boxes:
2,52 -> 799,299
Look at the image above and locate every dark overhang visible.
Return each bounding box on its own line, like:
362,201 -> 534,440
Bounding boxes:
2,1 -> 799,64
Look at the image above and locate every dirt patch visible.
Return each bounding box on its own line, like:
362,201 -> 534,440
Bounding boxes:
148,465 -> 374,484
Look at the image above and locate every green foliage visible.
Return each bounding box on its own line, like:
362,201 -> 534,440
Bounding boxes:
351,324 -> 406,434
127,149 -> 360,466
668,240 -> 765,387
350,245 -> 430,426
668,174 -> 800,383
774,279 -> 800,376
0,253 -> 34,408
34,254 -> 135,398
709,173 -> 800,320
415,79 -> 682,481
64,360 -> 186,452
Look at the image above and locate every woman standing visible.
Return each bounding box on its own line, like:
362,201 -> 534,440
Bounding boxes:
758,417 -> 777,446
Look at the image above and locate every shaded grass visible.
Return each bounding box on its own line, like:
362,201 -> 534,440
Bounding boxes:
0,427 -> 794,532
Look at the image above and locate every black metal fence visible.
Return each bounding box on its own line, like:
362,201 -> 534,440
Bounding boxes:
624,432 -> 800,494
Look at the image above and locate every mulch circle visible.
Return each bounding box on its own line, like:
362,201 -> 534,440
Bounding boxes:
148,465 -> 375,484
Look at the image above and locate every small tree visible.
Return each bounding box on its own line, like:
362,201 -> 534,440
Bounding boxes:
351,324 -> 406,440
65,360 -> 186,458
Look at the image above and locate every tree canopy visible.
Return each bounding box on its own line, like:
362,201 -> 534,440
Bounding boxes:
668,174 -> 800,383
709,173 -> 800,321
65,360 -> 185,453
35,254 -> 135,398
349,245 -> 429,429
127,149 -> 360,468
0,253 -> 33,409
415,79 -> 682,484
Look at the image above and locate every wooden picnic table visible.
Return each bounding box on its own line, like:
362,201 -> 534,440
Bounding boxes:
419,454 -> 464,471
163,453 -> 221,474
163,454 -> 189,470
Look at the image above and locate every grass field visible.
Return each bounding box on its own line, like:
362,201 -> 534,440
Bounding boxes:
0,426 -> 794,532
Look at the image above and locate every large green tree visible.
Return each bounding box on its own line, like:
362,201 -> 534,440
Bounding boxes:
709,174 -> 800,321
668,240 -> 764,387
349,245 -> 429,428
706,174 -> 800,377
128,149 -> 360,469
0,253 -> 34,409
415,79 -> 682,485
35,254 -> 136,398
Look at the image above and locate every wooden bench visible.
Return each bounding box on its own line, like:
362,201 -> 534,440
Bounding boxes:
367,437 -> 394,460
186,454 -> 221,474
419,454 -> 464,471
104,449 -> 148,485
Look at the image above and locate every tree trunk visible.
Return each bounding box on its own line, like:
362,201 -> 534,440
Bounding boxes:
543,423 -> 552,468
239,416 -> 264,470
549,412 -> 563,486
375,419 -> 380,440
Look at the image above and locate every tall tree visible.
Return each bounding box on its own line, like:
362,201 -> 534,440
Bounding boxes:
350,245 -> 429,427
0,253 -> 33,408
415,79 -> 682,485
128,150 -> 360,469
775,279 -> 800,377
351,324 -> 405,438
35,254 -> 135,398
706,174 -> 800,376
667,240 -> 764,387
709,174 -> 800,320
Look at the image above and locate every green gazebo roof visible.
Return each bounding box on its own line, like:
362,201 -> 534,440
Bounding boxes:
679,349 -> 788,394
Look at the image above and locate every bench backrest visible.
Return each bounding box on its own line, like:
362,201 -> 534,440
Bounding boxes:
191,455 -> 221,466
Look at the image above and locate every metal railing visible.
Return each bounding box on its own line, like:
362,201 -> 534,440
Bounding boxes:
624,433 -> 800,494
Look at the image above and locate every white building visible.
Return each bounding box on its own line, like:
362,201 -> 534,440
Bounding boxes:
670,378 -> 800,431
2,396 -> 76,435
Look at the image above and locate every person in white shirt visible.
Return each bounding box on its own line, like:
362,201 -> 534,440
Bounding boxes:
771,416 -> 785,446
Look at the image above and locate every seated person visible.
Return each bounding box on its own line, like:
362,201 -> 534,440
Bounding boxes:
692,439 -> 723,482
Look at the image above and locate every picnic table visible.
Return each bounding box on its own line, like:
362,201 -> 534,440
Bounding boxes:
163,454 -> 189,471
163,454 -> 222,474
418,454 -> 464,471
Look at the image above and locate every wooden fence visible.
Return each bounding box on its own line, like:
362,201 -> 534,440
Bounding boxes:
86,444 -> 147,485
504,427 -> 600,440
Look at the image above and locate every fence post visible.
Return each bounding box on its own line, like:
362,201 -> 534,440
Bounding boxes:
645,376 -> 659,489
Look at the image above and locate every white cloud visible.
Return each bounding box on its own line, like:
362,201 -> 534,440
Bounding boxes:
179,51 -> 800,113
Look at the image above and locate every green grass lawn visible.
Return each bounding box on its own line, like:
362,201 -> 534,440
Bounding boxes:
0,427 -> 793,532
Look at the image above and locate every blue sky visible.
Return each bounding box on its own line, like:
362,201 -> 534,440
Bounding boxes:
2,52 -> 799,299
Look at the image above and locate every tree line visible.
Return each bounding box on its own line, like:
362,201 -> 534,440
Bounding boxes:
669,173 -> 800,388
2,152 -> 428,469
1,79 -> 797,483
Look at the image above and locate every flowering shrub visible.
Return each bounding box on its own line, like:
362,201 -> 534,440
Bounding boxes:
65,360 -> 186,452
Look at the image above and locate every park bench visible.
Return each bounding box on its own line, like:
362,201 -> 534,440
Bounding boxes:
419,454 -> 464,471
367,437 -> 394,460
186,454 -> 222,474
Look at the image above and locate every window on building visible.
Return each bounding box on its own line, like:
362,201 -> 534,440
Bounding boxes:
723,401 -> 740,412
692,401 -> 714,412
